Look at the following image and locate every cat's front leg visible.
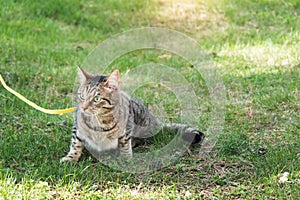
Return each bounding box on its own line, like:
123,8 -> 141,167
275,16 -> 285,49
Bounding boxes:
118,133 -> 133,156
61,126 -> 84,162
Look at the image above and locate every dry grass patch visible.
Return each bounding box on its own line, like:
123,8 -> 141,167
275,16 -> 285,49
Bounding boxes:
150,0 -> 228,37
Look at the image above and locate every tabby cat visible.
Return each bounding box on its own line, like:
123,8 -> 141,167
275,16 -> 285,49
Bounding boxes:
60,67 -> 204,162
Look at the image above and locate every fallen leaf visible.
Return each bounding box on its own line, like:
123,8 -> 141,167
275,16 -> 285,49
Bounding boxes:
158,54 -> 172,60
278,172 -> 289,183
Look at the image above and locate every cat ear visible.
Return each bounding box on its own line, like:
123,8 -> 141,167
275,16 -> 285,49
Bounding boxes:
105,69 -> 119,91
78,66 -> 93,83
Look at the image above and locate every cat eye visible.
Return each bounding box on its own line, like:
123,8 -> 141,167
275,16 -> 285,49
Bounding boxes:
93,96 -> 101,102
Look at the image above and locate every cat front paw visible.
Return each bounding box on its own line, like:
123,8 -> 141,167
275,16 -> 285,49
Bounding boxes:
60,156 -> 79,163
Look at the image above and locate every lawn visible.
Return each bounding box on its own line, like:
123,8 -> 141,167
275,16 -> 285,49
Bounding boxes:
0,0 -> 299,199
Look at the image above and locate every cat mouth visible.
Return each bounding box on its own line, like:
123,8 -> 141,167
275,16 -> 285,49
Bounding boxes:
80,109 -> 96,116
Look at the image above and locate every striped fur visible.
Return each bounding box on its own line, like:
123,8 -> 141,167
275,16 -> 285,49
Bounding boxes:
60,68 -> 204,162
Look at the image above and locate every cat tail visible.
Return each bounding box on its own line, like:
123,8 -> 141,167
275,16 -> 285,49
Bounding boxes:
131,122 -> 204,148
164,123 -> 205,145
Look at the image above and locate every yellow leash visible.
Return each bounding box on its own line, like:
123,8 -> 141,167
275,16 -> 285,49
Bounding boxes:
0,74 -> 75,115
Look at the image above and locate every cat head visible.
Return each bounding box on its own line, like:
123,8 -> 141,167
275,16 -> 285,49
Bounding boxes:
77,67 -> 120,115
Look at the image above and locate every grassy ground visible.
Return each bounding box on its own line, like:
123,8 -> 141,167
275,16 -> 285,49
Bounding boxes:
1,0 -> 299,199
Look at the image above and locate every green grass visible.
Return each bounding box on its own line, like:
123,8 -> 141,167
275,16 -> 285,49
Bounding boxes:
1,0 -> 299,199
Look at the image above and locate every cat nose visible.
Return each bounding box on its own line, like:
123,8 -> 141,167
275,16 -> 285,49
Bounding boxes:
81,102 -> 89,111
